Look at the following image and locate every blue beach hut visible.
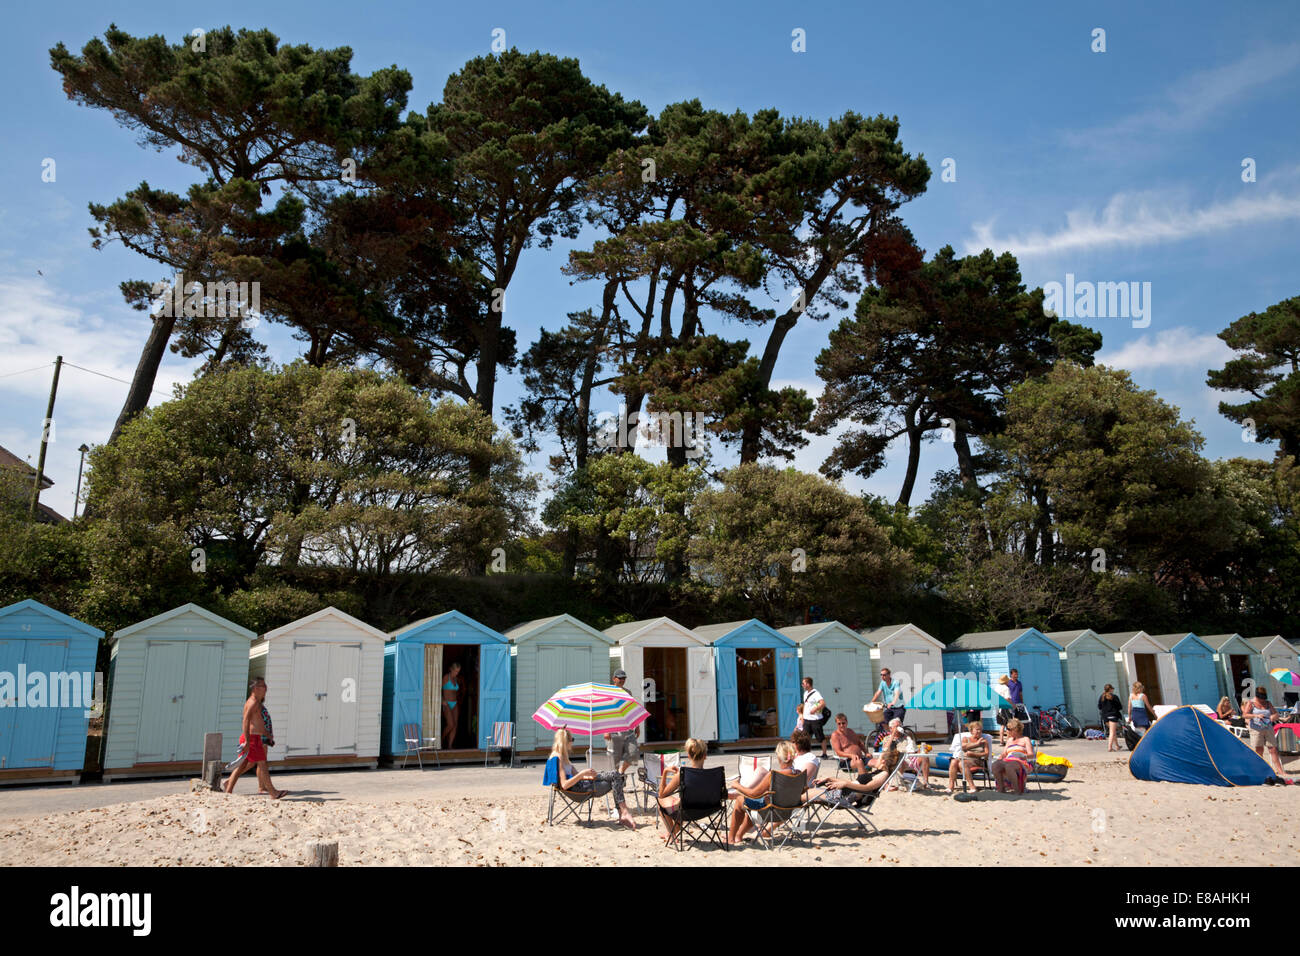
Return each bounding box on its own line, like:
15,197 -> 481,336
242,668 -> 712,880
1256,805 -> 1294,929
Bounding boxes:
382,611 -> 510,759
693,620 -> 799,743
0,600 -> 102,785
944,628 -> 1066,730
1149,633 -> 1219,707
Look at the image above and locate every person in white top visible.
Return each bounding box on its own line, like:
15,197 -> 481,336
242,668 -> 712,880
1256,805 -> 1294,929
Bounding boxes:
790,729 -> 820,782
797,677 -> 829,757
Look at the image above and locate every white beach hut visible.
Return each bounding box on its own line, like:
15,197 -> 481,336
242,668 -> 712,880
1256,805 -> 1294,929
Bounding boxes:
248,607 -> 386,770
858,623 -> 947,737
603,617 -> 716,745
1100,631 -> 1180,706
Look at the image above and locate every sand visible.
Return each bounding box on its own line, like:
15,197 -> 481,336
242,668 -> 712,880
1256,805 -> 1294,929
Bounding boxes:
1,740 -> 1296,866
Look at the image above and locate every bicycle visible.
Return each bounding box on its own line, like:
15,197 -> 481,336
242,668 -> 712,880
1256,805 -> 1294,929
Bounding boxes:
1031,703 -> 1082,740
867,723 -> 918,750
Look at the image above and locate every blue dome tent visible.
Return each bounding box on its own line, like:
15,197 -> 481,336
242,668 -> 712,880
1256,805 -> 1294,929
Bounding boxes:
1129,705 -> 1277,786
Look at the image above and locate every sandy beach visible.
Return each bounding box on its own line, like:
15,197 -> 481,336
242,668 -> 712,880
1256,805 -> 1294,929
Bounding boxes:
1,740 -> 1296,866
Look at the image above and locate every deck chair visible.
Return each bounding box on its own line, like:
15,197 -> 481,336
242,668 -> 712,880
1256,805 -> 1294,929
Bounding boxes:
639,751 -> 680,812
800,755 -> 905,842
950,732 -> 993,792
749,769 -> 810,849
546,757 -> 604,826
669,765 -> 728,851
401,723 -> 440,769
483,721 -> 516,768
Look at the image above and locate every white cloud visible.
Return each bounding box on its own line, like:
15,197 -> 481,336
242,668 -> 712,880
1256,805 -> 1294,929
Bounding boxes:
1096,327 -> 1231,373
1064,43 -> 1300,147
965,186 -> 1300,258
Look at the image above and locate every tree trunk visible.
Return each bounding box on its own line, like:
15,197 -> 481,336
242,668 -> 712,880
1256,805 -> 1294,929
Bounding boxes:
953,427 -> 978,490
896,405 -> 924,508
106,312 -> 177,448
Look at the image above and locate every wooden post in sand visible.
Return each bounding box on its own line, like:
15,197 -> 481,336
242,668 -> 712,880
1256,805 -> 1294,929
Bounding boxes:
202,733 -> 223,791
308,843 -> 339,867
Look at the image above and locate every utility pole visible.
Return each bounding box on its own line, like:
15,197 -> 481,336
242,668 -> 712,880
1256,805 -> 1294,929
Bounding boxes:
29,355 -> 62,519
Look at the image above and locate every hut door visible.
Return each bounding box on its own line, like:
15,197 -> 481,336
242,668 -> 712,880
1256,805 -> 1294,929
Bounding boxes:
687,647 -> 717,742
288,642 -> 328,755
1015,650 -> 1053,709
776,648 -> 800,737
175,643 -> 223,761
818,649 -> 858,730
1134,654 -> 1162,705
322,643 -> 361,754
714,647 -> 738,741
423,644 -> 442,750
1229,655 -> 1252,700
137,641 -> 188,762
0,639 -> 18,767
478,643 -> 511,749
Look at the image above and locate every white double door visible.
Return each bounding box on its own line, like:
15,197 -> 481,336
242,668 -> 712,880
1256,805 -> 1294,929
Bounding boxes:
286,641 -> 361,756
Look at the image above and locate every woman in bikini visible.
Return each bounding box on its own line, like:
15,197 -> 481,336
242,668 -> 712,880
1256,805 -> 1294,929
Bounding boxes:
441,661 -> 462,749
991,717 -> 1033,794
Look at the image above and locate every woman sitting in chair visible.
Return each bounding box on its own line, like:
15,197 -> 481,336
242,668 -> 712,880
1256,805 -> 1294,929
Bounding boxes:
656,738 -> 708,845
813,744 -> 903,804
544,728 -> 637,830
991,718 -> 1033,794
947,720 -> 990,793
1214,697 -> 1238,721
727,740 -> 800,845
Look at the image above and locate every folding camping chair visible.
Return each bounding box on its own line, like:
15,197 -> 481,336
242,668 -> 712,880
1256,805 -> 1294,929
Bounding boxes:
401,723 -> 440,769
669,765 -> 729,851
948,731 -> 993,792
484,721 -> 516,768
546,755 -> 604,826
800,754 -> 905,842
638,751 -> 680,812
748,769 -> 811,849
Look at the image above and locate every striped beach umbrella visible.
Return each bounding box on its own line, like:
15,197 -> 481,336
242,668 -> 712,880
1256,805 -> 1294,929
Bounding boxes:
1269,668 -> 1299,686
532,681 -> 649,741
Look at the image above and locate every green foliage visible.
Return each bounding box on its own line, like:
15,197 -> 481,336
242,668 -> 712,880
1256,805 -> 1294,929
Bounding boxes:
1207,295 -> 1300,457
690,465 -> 912,624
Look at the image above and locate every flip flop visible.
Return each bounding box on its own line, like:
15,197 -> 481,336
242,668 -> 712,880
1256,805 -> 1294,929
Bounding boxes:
271,790 -> 289,800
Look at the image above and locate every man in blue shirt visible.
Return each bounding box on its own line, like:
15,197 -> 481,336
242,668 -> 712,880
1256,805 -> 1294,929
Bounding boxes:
870,668 -> 905,732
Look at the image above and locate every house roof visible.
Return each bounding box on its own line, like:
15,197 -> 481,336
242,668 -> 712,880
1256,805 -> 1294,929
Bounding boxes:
1247,635 -> 1298,654
1097,631 -> 1148,646
0,598 -> 103,638
777,621 -> 873,645
111,602 -> 257,643
1043,629 -> 1110,649
389,609 -> 506,643
505,614 -> 611,644
602,617 -> 700,644
1200,633 -> 1249,651
691,620 -> 755,642
949,628 -> 1059,651
0,445 -> 53,489
257,606 -> 388,644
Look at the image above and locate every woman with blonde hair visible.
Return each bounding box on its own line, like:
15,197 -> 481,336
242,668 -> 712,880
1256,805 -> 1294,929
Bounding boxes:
1128,682 -> 1153,736
542,727 -> 636,830
992,717 -> 1033,794
1215,696 -> 1237,721
656,738 -> 708,845
728,740 -> 800,845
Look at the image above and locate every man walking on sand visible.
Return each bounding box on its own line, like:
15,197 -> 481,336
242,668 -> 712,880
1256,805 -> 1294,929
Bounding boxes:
224,678 -> 288,799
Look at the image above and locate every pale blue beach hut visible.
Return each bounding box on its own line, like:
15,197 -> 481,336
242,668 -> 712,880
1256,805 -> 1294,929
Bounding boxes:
694,620 -> 799,743
1149,633 -> 1220,707
381,610 -> 510,759
1045,629 -> 1126,725
0,600 -> 102,785
944,628 -> 1066,730
507,615 -> 614,753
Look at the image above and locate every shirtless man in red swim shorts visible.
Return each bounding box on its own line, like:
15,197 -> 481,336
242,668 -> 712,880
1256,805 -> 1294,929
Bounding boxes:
223,678 -> 287,799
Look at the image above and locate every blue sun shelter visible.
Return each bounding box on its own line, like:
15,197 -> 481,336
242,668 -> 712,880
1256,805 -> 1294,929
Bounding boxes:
693,620 -> 799,744
0,600 -> 102,785
507,615 -> 615,753
944,628 -> 1066,731
103,604 -> 255,780
1149,633 -> 1220,707
778,622 -> 875,733
1201,633 -> 1267,705
382,611 -> 510,760
1045,629 -> 1126,726
1129,705 -> 1276,786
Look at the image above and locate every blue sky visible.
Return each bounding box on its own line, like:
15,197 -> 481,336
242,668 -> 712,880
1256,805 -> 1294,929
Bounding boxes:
2,0 -> 1297,517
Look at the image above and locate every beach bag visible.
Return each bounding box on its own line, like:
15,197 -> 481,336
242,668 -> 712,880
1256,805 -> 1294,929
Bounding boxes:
1084,728 -> 1105,740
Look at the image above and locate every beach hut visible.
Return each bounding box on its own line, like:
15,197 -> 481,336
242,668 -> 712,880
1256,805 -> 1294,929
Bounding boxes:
1045,629 -> 1127,726
0,600 -> 102,785
1247,635 -> 1300,706
1149,633 -> 1220,707
103,604 -> 255,781
382,611 -> 511,759
1201,634 -> 1267,705
943,628 -> 1067,732
693,620 -> 799,744
508,615 -> 614,753
247,607 -> 386,770
778,622 -> 875,730
857,623 -> 947,737
603,617 -> 715,745
1101,631 -> 1179,707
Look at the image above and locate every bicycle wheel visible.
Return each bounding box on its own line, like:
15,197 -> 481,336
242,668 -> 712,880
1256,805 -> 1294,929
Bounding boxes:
1060,714 -> 1083,739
